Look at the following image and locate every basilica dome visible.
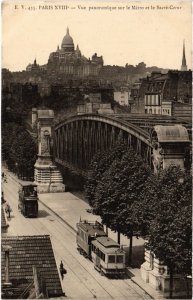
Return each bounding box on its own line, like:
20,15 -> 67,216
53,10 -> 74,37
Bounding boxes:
61,28 -> 74,52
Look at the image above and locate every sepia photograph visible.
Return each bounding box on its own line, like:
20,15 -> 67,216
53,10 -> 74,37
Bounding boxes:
1,0 -> 192,299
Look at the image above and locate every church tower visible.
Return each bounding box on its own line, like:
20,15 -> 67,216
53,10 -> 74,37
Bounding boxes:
181,40 -> 187,71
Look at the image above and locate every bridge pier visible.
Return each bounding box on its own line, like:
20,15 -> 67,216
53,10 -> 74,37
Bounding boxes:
34,109 -> 65,193
151,125 -> 190,172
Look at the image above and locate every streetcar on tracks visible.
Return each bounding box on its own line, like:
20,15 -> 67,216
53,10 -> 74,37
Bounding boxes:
18,182 -> 39,218
76,220 -> 126,276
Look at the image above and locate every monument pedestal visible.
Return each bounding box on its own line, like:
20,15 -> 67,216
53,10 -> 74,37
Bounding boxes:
35,158 -> 65,193
141,249 -> 192,298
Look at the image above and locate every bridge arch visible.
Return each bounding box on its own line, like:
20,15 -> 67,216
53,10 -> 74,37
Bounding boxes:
54,114 -> 153,175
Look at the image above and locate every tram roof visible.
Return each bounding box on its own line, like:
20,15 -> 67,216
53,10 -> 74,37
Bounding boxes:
19,181 -> 37,187
92,236 -> 124,254
77,221 -> 107,237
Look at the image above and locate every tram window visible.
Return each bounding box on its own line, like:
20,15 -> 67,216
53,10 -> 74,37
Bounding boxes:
100,252 -> 105,261
108,255 -> 115,263
116,255 -> 123,263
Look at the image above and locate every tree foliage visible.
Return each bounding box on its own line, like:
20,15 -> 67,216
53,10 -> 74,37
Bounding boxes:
84,142 -> 128,208
145,166 -> 192,275
85,145 -> 191,278
94,148 -> 151,236
2,122 -> 37,179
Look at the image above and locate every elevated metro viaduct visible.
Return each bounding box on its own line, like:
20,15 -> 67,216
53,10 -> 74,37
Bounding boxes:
53,113 -> 191,177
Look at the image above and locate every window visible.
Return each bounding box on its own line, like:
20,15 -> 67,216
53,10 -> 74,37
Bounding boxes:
158,95 -> 160,106
155,95 -> 158,105
149,95 -> 152,105
100,251 -> 105,261
108,255 -> 115,263
116,255 -> 123,263
145,95 -> 148,105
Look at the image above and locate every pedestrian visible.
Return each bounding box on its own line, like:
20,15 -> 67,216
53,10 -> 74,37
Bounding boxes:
2,172 -> 7,183
1,192 -> 6,204
59,260 -> 67,280
5,203 -> 11,218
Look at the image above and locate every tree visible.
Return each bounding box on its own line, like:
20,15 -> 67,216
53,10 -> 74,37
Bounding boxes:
9,129 -> 37,179
84,142 -> 128,209
2,123 -> 23,164
2,123 -> 37,180
139,166 -> 192,299
94,148 -> 151,264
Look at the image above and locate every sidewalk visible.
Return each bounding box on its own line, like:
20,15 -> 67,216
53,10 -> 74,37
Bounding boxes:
4,169 -> 165,300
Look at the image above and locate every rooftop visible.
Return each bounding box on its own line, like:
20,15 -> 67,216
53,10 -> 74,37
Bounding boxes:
1,235 -> 63,298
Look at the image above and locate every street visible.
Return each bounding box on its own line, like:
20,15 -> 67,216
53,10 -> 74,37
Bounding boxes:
3,173 -> 151,300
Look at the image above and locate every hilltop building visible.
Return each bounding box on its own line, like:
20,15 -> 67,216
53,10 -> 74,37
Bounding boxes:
26,28 -> 103,78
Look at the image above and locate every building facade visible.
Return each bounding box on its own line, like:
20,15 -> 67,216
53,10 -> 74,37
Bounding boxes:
114,87 -> 130,106
130,70 -> 192,121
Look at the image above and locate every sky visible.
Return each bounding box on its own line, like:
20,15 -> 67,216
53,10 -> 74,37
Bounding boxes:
2,0 -> 192,71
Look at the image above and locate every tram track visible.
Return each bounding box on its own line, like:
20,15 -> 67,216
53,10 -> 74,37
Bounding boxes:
4,172 -> 152,299
26,211 -> 114,299
35,210 -> 151,300
37,202 -> 152,299
4,177 -> 113,299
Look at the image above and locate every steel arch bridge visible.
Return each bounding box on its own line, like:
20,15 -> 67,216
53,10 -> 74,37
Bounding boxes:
54,114 -> 154,176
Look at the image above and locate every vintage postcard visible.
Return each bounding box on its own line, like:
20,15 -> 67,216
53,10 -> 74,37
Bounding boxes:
1,0 -> 192,299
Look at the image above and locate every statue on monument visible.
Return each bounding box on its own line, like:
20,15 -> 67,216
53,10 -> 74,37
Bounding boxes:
152,142 -> 163,173
41,129 -> 51,156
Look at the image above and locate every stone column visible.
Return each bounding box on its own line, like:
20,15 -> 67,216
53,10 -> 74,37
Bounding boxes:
34,109 -> 65,193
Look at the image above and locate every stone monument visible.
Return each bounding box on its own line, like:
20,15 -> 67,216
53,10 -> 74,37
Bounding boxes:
34,109 -> 65,193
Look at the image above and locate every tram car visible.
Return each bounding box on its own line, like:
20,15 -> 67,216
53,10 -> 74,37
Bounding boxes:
76,220 -> 106,257
76,220 -> 126,276
18,182 -> 39,218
